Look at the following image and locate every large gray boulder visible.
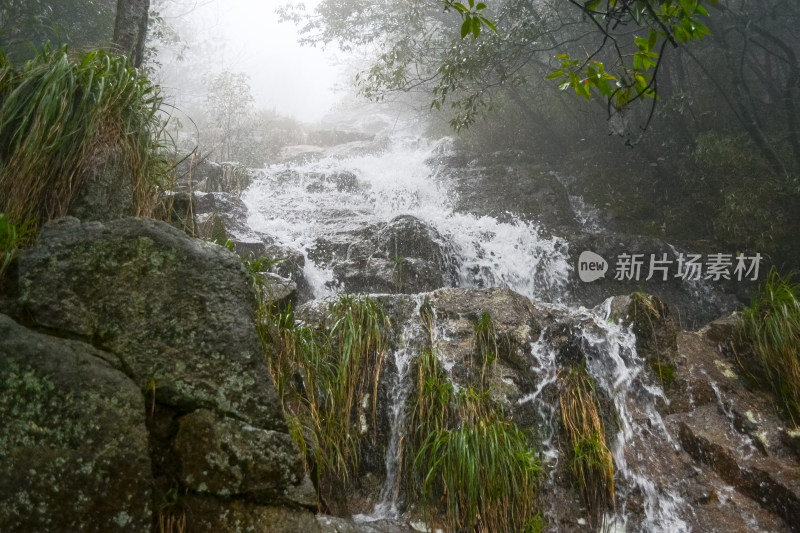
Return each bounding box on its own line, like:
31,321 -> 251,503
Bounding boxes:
16,216 -> 285,431
0,314 -> 152,533
332,215 -> 454,294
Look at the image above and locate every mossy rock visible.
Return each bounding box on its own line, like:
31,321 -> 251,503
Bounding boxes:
0,314 -> 152,532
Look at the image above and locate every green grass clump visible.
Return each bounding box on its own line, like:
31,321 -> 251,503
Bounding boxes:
260,295 -> 389,490
0,213 -> 33,279
414,418 -> 540,533
404,344 -> 540,532
649,361 -> 676,386
740,268 -> 800,424
474,310 -> 498,387
0,44 -> 167,226
558,365 -> 615,520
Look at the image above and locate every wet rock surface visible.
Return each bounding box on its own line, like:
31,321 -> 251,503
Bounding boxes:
296,287 -> 800,532
192,191 -> 263,247
332,215 -> 454,294
663,318 -> 800,530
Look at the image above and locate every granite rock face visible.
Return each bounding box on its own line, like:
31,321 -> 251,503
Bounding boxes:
173,409 -> 304,501
0,216 -> 323,532
0,314 -> 152,533
17,216 -> 284,431
331,215 -> 455,294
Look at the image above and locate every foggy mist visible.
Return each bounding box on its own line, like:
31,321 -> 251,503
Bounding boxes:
155,0 -> 340,122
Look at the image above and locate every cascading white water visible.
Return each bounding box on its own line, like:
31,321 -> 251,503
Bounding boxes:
243,135 -> 572,303
243,131 -> 693,531
359,296 -> 429,522
515,299 -> 691,532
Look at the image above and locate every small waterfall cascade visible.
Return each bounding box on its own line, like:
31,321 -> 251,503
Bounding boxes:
243,135 -> 572,303
242,131 -> 724,531
359,296 -> 429,522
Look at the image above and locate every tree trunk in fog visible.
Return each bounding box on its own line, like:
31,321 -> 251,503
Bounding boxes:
113,0 -> 150,68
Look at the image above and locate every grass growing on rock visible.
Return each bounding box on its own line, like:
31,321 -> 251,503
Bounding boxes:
558,364 -> 615,520
414,417 -> 540,532
261,294 -> 542,529
259,295 -> 389,491
739,268 -> 800,424
474,310 -> 498,387
0,45 -> 168,226
402,305 -> 541,532
0,212 -> 33,279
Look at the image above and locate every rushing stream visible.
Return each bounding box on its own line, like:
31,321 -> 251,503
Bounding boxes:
243,131 -> 697,531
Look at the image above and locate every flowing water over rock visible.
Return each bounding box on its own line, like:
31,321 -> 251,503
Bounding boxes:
241,128 -> 791,532
243,135 -> 572,304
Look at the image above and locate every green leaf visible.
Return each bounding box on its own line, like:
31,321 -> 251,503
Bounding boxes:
472,16 -> 481,38
584,0 -> 602,11
476,2 -> 486,10
546,70 -> 565,79
461,17 -> 471,38
648,28 -> 658,50
673,24 -> 689,42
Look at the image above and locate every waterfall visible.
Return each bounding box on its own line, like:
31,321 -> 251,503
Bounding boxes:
242,131 -> 694,530
243,135 -> 572,303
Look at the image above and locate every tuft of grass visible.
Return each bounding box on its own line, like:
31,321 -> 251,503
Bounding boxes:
392,255 -> 405,293
402,347 -> 454,500
404,346 -> 540,532
523,512 -> 547,533
558,365 -> 615,519
414,419 -> 540,533
740,268 -> 800,424
157,511 -> 186,533
474,310 -> 498,387
0,212 -> 33,279
259,295 -> 389,491
0,44 -> 168,226
419,296 -> 435,342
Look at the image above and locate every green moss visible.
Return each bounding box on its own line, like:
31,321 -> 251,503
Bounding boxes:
649,361 -> 676,385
